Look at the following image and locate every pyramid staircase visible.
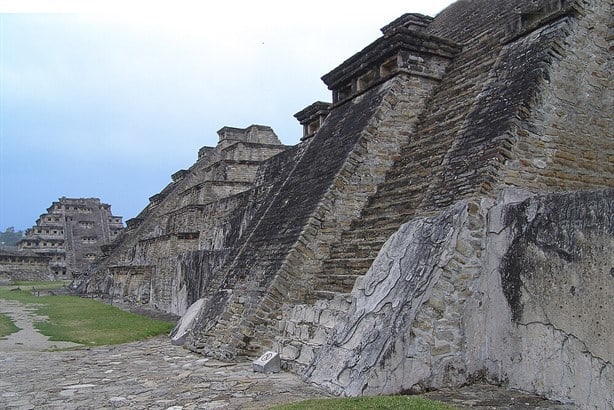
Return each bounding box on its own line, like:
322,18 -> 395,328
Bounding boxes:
313,35 -> 503,299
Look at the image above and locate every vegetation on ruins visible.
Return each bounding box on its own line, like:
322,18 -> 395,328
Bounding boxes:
270,396 -> 455,410
0,281 -> 174,346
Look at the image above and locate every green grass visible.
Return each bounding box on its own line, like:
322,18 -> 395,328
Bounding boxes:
270,396 -> 455,410
0,312 -> 20,338
12,280 -> 72,290
0,281 -> 175,346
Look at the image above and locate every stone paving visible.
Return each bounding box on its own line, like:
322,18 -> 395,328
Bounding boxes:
0,298 -> 576,409
0,335 -> 577,410
0,335 -> 330,409
421,384 -> 575,409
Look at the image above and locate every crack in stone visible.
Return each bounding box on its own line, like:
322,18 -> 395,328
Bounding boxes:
517,320 -> 611,366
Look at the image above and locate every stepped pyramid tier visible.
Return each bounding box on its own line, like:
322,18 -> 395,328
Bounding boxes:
0,248 -> 52,282
84,125 -> 290,313
7,197 -> 124,279
84,0 -> 612,407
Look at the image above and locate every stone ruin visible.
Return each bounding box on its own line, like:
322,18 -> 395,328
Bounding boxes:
82,0 -> 612,407
0,197 -> 124,281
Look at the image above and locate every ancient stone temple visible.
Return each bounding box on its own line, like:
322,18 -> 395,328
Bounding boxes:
0,249 -> 51,282
85,0 -> 612,407
13,197 -> 124,279
88,125 -> 289,311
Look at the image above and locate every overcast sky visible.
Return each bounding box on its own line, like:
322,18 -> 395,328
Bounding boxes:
0,0 -> 455,231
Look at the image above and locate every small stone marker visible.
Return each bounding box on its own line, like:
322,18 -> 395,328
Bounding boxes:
253,351 -> 280,373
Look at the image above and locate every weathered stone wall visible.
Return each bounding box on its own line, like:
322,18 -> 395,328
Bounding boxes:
315,1 -> 576,289
86,1 -> 612,407
270,67 -> 460,369
417,0 -> 603,212
121,142 -> 301,315
108,265 -> 152,302
465,188 -> 613,409
271,2 -> 610,397
304,201 -> 473,395
186,82 -> 401,358
167,145 -> 309,316
273,295 -> 352,374
500,0 -> 613,192
184,64 -> 455,359
0,252 -> 53,282
165,206 -> 205,236
303,189 -> 612,408
88,126 -> 287,311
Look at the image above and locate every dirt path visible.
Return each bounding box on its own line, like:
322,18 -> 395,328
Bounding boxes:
0,299 -> 82,351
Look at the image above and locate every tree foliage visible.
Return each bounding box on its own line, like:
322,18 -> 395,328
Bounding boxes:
0,227 -> 24,246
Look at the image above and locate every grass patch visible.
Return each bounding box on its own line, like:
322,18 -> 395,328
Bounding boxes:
0,282 -> 175,346
0,312 -> 20,339
12,280 -> 71,290
271,396 -> 455,410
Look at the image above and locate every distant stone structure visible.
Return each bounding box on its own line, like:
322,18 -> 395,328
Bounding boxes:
84,0 -> 612,408
0,248 -> 51,282
11,197 -> 124,279
86,125 -> 288,308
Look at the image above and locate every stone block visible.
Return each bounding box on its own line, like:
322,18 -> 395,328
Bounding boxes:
252,351 -> 280,373
169,298 -> 205,346
431,343 -> 452,356
297,344 -> 314,365
281,344 -> 300,360
311,327 -> 329,345
318,310 -> 337,328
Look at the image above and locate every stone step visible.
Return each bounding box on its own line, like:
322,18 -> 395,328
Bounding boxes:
316,272 -> 363,285
327,240 -> 385,260
321,257 -> 373,270
359,198 -> 420,221
312,290 -> 343,301
323,260 -> 374,277
314,274 -> 362,294
369,174 -> 416,193
362,189 -> 425,213
384,150 -> 448,181
346,218 -> 403,239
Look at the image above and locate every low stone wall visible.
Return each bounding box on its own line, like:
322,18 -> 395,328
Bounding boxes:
0,253 -> 54,282
274,295 -> 352,374
108,265 -> 153,303
0,263 -> 53,282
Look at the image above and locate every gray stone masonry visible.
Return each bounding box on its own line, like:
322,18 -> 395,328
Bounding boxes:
81,0 -> 612,407
304,189 -> 612,408
15,197 -> 123,279
0,249 -> 52,282
86,126 -> 287,315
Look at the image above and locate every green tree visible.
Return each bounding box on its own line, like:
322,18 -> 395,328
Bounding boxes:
0,227 -> 24,247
